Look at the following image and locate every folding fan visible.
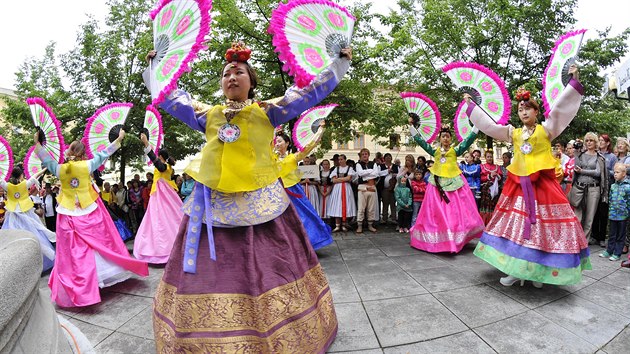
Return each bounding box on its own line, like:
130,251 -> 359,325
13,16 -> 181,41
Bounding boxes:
268,0 -> 355,88
400,92 -> 441,143
143,105 -> 163,164
453,101 -> 474,142
0,135 -> 14,182
148,0 -> 212,105
82,103 -> 133,163
442,62 -> 511,125
292,103 -> 338,151
23,146 -> 43,179
26,97 -> 65,164
542,29 -> 586,117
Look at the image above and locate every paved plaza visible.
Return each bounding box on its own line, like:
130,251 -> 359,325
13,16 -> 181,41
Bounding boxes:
41,227 -> 629,353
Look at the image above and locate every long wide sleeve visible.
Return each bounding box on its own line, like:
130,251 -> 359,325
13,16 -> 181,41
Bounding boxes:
541,78 -> 584,140
466,102 -> 513,143
265,57 -> 351,127
455,132 -> 478,156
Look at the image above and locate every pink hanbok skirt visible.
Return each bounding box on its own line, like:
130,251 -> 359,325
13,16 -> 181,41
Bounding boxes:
133,179 -> 184,264
49,198 -> 149,307
410,176 -> 484,253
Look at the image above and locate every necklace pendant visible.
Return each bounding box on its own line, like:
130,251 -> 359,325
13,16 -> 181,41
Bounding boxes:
520,141 -> 533,155
440,156 -> 447,164
218,123 -> 241,143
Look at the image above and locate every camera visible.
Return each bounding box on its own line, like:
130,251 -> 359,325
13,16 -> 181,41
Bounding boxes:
573,141 -> 583,151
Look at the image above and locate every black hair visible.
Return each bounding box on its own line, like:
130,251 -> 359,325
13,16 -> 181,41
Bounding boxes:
158,148 -> 175,166
9,167 -> 23,185
276,132 -> 294,153
383,153 -> 392,159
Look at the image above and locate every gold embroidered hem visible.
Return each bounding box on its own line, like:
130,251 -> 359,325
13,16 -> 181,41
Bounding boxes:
153,265 -> 338,353
154,265 -> 331,333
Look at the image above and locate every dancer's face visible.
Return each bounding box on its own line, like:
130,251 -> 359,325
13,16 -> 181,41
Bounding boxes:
518,105 -> 538,127
222,62 -> 251,102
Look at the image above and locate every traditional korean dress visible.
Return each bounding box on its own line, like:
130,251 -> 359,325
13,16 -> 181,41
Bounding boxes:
467,77 -> 591,285
38,142 -> 148,307
150,56 -> 350,352
133,149 -> 184,263
1,177 -> 56,272
410,132 -> 485,253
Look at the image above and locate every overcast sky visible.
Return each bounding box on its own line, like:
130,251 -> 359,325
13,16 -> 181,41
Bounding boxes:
0,0 -> 627,90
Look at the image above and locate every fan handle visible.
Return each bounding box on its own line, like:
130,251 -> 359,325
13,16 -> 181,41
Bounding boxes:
36,127 -> 46,145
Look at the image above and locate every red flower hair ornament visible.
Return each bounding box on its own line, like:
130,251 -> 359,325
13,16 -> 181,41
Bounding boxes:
514,87 -> 531,101
225,41 -> 252,66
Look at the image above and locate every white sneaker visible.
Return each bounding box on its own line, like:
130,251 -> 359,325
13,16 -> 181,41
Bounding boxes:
500,275 -> 524,287
532,281 -> 543,289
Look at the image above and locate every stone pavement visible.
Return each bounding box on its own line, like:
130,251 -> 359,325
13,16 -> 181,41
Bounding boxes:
39,227 -> 630,353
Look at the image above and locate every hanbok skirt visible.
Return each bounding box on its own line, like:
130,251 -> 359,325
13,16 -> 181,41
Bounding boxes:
474,169 -> 591,285
153,203 -> 338,353
327,182 -> 356,219
288,184 -> 333,250
2,209 -> 56,272
49,198 -> 149,307
410,176 -> 484,253
133,179 -> 184,263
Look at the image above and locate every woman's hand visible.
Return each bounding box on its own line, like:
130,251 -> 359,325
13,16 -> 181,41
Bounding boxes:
463,93 -> 472,103
574,165 -> 582,174
140,133 -> 149,148
34,131 -> 40,147
340,47 -> 352,61
568,64 -> 579,81
116,129 -> 126,144
145,50 -> 157,64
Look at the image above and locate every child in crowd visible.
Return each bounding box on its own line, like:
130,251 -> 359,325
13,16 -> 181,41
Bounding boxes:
600,163 -> 630,261
395,175 -> 413,233
411,169 -> 427,226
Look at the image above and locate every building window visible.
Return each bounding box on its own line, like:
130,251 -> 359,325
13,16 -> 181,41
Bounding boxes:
353,133 -> 365,149
337,141 -> 349,149
389,134 -> 400,151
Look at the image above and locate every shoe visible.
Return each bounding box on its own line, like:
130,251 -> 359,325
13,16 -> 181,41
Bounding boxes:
599,241 -> 606,247
500,275 -> 524,287
399,229 -> 404,233
404,228 -> 409,232
356,225 -> 363,233
532,281 -> 543,289
621,260 -> 630,268
368,224 -> 377,232
342,225 -> 348,232
599,251 -> 611,258
332,226 -> 341,232
609,255 -> 620,261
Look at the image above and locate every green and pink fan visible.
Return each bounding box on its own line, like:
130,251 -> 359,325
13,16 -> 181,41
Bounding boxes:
268,0 -> 355,88
26,97 -> 65,165
0,135 -> 14,182
82,102 -> 133,169
292,104 -> 337,151
23,147 -> 44,179
542,29 -> 586,117
143,105 -> 163,165
148,0 -> 212,105
453,101 -> 474,142
400,92 -> 441,143
442,62 -> 511,125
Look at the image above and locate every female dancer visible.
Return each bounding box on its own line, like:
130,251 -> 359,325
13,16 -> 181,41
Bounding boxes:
467,65 -> 591,287
147,43 -> 351,352
36,129 -> 149,307
1,166 -> 55,272
275,128 -> 333,250
132,134 -> 184,263
329,154 -> 357,232
408,123 -> 484,253
479,150 -> 503,224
